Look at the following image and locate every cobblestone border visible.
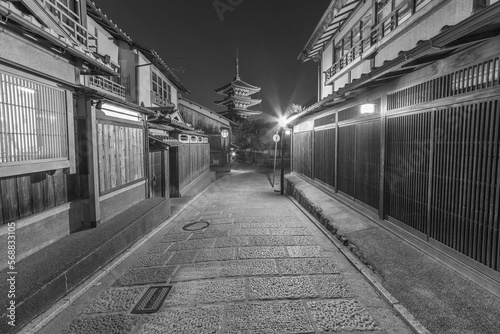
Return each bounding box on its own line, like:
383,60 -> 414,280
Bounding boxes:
285,178 -> 430,334
284,181 -> 377,273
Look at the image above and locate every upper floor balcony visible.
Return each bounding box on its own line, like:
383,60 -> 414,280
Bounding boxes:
89,75 -> 126,97
36,0 -> 95,49
325,0 -> 431,84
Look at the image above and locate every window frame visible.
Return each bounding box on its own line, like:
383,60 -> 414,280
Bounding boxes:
0,68 -> 75,178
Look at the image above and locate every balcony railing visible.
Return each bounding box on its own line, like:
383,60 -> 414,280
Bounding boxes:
36,0 -> 91,48
89,76 -> 126,97
325,0 -> 431,83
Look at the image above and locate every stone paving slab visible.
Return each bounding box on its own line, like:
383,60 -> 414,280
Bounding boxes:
249,276 -> 318,300
214,236 -> 250,248
225,301 -> 314,333
269,227 -> 311,235
134,252 -> 173,267
60,314 -> 139,334
164,279 -> 246,306
146,242 -> 172,254
236,216 -> 301,223
172,263 -> 220,281
166,250 -> 198,265
230,228 -> 270,236
139,305 -> 224,334
238,246 -> 287,259
168,238 -> 216,251
314,275 -> 354,298
220,259 -> 279,277
248,235 -> 296,246
83,287 -> 146,313
114,266 -> 176,286
287,246 -> 326,258
160,232 -> 191,243
209,217 -> 235,224
190,229 -> 229,239
307,299 -> 379,332
278,258 -> 340,275
195,247 -> 237,262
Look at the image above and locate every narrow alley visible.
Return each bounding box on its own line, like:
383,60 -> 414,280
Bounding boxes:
34,167 -> 414,334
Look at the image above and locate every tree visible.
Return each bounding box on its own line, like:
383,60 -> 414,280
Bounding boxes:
285,103 -> 304,117
231,119 -> 256,149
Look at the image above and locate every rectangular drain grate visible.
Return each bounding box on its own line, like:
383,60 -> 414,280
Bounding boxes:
132,285 -> 172,314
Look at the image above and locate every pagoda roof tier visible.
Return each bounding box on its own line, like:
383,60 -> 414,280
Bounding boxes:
214,95 -> 262,109
219,109 -> 262,118
215,78 -> 261,96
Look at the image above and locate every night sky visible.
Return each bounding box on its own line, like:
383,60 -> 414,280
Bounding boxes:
91,0 -> 330,120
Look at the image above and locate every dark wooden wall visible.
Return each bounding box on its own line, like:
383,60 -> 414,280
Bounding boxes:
0,172 -> 78,224
97,122 -> 144,194
292,131 -> 313,178
169,143 -> 210,196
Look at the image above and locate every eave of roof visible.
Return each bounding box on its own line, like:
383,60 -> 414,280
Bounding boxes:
86,1 -> 132,43
298,0 -> 361,63
215,77 -> 261,94
0,0 -> 116,76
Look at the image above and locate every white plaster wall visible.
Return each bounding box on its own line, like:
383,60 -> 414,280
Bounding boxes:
375,1 -> 471,67
321,43 -> 334,99
137,52 -> 152,106
0,31 -> 75,84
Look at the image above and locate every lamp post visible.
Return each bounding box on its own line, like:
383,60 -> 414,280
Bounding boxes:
278,115 -> 288,195
280,127 -> 284,195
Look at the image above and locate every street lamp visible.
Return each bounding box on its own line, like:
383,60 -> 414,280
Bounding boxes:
278,116 -> 288,195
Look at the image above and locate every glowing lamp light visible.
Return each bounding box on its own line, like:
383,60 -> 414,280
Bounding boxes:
99,102 -> 141,121
360,104 -> 375,114
278,116 -> 288,128
285,130 -> 291,135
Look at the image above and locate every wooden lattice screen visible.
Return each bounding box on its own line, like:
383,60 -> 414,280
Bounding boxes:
0,72 -> 68,163
314,128 -> 336,187
430,99 -> 500,270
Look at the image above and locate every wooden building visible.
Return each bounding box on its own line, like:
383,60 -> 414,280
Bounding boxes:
178,97 -> 232,172
292,0 -> 500,293
0,0 -> 189,285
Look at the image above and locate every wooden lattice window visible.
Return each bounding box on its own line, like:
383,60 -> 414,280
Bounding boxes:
0,71 -> 73,177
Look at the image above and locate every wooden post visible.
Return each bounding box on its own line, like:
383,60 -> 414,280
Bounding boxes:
335,112 -> 339,193
87,100 -> 100,227
379,94 -> 387,220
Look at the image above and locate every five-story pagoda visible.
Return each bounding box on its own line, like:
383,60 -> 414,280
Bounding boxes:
215,50 -> 262,121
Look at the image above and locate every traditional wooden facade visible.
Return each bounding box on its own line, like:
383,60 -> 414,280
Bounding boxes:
178,97 -> 232,172
0,0 -> 191,263
293,0 -> 500,293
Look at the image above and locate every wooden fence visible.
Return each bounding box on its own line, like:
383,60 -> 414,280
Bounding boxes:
0,172 -> 78,224
97,122 -> 144,194
170,143 -> 210,196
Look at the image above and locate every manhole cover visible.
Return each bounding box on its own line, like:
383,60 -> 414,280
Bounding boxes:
131,286 -> 172,314
182,220 -> 210,231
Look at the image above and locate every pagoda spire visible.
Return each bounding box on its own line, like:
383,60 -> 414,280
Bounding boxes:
235,48 -> 240,80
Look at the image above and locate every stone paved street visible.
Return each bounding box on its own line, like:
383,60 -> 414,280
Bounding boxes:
36,169 -> 414,334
